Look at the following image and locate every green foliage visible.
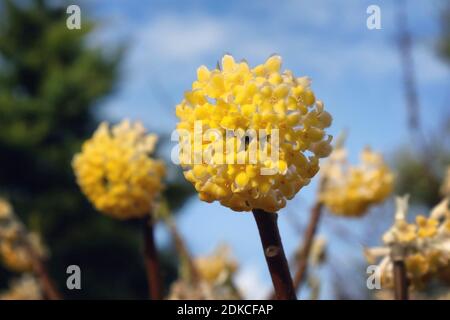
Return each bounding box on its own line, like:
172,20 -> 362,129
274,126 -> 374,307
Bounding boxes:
393,149 -> 441,207
393,134 -> 450,208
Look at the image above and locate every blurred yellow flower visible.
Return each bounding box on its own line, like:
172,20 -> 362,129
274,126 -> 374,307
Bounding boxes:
320,148 -> 394,217
416,215 -> 438,239
0,233 -> 46,273
195,246 -> 237,284
0,241 -> 32,272
176,55 -> 332,212
367,196 -> 450,291
405,253 -> 429,279
0,199 -> 47,273
394,220 -> 417,243
0,274 -> 42,300
0,199 -> 12,219
73,120 -> 166,219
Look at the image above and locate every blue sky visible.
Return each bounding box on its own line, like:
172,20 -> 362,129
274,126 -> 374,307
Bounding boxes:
86,0 -> 449,298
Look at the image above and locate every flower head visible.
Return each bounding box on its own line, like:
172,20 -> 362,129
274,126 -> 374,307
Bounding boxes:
320,148 -> 394,217
416,215 -> 439,239
0,274 -> 42,300
0,199 -> 12,219
176,55 -> 332,212
365,196 -> 450,290
195,245 -> 237,284
0,199 -> 47,272
169,245 -> 239,300
73,120 -> 166,219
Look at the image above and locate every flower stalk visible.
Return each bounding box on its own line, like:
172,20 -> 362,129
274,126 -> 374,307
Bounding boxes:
24,241 -> 62,300
143,214 -> 163,300
252,209 -> 297,300
292,201 -> 323,293
165,215 -> 200,283
391,245 -> 409,300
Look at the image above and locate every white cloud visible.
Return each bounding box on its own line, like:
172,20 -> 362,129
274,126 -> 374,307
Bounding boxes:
134,14 -> 227,60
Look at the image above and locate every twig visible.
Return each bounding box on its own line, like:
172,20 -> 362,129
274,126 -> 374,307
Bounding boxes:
27,248 -> 62,300
292,202 -> 324,293
165,216 -> 200,282
143,214 -> 163,300
252,209 -> 297,300
392,246 -> 409,300
396,0 -> 422,140
21,231 -> 62,300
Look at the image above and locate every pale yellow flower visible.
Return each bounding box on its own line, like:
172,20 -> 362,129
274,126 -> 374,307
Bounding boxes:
73,120 -> 166,219
176,55 -> 332,212
394,220 -> 417,243
0,199 -> 12,219
0,233 -> 46,273
0,274 -> 42,300
366,196 -> 450,291
406,254 -> 429,278
195,246 -> 237,284
320,148 -> 394,217
416,215 -> 439,239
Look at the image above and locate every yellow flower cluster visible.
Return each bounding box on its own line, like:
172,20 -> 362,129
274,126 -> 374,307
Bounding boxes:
384,215 -> 448,289
0,233 -> 45,272
0,274 -> 42,300
195,246 -> 237,284
176,55 -> 332,212
0,198 -> 46,272
169,246 -> 240,300
320,148 -> 394,217
73,120 -> 166,219
366,197 -> 450,290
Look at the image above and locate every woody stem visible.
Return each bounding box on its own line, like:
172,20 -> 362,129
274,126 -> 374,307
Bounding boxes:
392,246 -> 409,300
252,209 -> 297,300
25,244 -> 62,300
165,216 -> 200,282
292,201 -> 323,295
143,214 -> 163,300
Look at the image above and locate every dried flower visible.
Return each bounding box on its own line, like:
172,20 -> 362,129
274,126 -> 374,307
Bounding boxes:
73,120 -> 166,219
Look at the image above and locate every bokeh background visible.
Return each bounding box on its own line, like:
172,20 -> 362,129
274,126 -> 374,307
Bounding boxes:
0,0 -> 449,299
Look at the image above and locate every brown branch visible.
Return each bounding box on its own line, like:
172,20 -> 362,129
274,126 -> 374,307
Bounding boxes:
268,201 -> 324,300
143,214 -> 163,300
392,246 -> 409,300
165,216 -> 200,283
252,209 -> 297,300
28,249 -> 62,300
396,0 -> 422,137
21,232 -> 62,300
292,202 -> 324,293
